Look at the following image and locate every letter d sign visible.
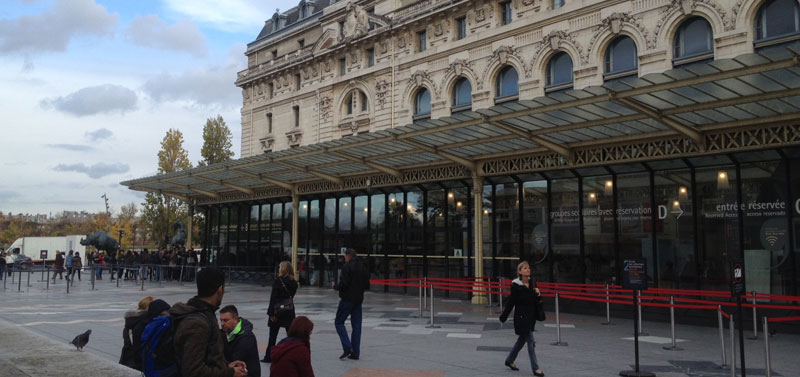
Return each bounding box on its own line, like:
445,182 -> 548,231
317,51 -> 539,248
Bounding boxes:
658,205 -> 667,220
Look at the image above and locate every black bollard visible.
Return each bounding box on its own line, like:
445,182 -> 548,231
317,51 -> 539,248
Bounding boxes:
18,269 -> 22,292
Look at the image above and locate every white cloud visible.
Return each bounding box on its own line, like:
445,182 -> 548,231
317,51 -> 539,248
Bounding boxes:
142,44 -> 246,107
85,128 -> 113,141
127,15 -> 207,57
41,84 -> 138,117
162,0 -> 277,33
53,162 -> 130,179
0,0 -> 118,55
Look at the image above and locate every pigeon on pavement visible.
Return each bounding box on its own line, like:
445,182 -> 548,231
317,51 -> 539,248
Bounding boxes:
71,329 -> 91,352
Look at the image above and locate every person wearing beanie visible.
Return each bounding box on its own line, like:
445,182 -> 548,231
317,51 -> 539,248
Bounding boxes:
147,299 -> 171,318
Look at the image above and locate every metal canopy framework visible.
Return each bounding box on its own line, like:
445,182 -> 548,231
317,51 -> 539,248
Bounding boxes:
122,45 -> 800,204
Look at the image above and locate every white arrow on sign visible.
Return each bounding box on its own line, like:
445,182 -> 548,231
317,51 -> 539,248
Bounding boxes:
671,208 -> 683,219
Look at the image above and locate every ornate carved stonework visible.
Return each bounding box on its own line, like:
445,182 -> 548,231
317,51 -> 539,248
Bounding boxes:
375,79 -> 390,110
341,2 -> 369,40
338,117 -> 370,136
319,95 -> 332,122
653,0 -> 732,47
533,30 -> 584,65
286,129 -> 302,147
259,135 -> 275,151
482,45 -> 531,80
585,12 -> 653,63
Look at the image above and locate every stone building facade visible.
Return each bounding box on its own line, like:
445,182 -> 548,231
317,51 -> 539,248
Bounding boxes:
235,0 -> 794,157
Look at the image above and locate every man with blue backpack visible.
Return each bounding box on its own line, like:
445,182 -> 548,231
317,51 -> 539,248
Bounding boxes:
141,267 -> 247,377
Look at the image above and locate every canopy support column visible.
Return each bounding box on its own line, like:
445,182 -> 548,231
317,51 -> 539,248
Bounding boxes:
187,202 -> 194,251
291,193 -> 300,278
472,174 -> 487,305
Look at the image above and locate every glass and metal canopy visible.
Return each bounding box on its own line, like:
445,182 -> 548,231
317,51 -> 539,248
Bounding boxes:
122,44 -> 800,204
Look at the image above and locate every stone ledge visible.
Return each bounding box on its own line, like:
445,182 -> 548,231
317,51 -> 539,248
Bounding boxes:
0,318 -> 139,377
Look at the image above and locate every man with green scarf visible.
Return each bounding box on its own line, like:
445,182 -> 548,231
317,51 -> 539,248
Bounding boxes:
220,305 -> 260,377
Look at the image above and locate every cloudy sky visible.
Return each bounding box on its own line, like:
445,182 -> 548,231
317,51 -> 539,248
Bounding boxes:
1,0 -> 280,215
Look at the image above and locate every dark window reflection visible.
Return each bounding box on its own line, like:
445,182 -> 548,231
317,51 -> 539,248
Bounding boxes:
551,178 -> 581,283
582,176 -> 615,284
653,170 -> 695,289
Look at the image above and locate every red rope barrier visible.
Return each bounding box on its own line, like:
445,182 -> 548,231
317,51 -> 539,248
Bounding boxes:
718,307 -> 731,319
767,316 -> 800,323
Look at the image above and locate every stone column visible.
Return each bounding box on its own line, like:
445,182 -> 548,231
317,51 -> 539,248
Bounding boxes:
291,194 -> 300,278
472,174 -> 487,305
187,203 -> 194,251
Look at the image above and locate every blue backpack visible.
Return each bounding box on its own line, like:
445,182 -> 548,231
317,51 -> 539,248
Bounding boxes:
141,313 -> 214,377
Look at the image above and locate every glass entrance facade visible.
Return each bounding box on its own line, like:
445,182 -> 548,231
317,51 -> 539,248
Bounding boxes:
203,149 -> 800,296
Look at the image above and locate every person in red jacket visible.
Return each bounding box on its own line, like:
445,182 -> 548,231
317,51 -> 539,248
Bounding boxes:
270,316 -> 314,377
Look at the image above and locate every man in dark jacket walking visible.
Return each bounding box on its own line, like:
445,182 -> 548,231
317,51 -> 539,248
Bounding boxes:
334,248 -> 370,360
169,267 -> 247,377
220,305 -> 260,377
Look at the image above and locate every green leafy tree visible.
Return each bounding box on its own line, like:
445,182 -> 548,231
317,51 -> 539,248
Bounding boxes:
141,129 -> 192,247
198,115 -> 234,167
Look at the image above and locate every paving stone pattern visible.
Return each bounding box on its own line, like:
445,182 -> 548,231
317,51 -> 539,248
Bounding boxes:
0,275 -> 798,377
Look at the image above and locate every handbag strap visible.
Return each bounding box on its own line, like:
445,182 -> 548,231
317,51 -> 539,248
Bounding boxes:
278,277 -> 294,299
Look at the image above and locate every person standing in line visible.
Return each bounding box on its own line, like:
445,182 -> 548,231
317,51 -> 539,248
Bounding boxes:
270,316 -> 315,377
263,261 -> 298,363
220,305 -> 260,377
94,252 -> 105,280
499,261 -> 545,377
71,253 -> 82,281
118,295 -> 156,370
334,248 -> 370,360
0,251 -> 6,280
65,251 -> 74,281
52,251 -> 65,281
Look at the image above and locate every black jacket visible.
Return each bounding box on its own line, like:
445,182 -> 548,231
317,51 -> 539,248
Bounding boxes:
222,318 -> 260,377
499,278 -> 541,335
335,257 -> 370,304
119,309 -> 149,370
268,276 -> 298,328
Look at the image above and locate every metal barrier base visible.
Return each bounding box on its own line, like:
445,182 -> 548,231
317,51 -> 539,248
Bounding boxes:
619,370 -> 656,377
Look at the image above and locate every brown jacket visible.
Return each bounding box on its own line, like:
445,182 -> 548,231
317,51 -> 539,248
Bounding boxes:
170,297 -> 234,377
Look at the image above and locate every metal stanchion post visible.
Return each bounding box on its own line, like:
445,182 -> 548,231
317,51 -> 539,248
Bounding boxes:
423,277 -> 428,310
718,306 -> 727,367
46,267 -> 50,291
3,269 -> 7,289
749,291 -> 758,340
91,266 -> 95,291
637,290 -> 648,336
27,270 -> 31,288
426,284 -> 440,328
602,283 -> 614,325
18,270 -> 22,292
551,292 -> 568,346
485,279 -> 493,309
178,265 -> 184,286
418,279 -> 423,318
663,296 -> 683,351
141,271 -> 145,291
730,313 -> 736,377
763,317 -> 771,377
117,268 -> 120,288
66,273 -> 70,294
159,266 -> 162,288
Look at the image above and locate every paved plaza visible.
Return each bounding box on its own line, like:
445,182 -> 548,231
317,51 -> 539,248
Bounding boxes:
0,273 -> 798,377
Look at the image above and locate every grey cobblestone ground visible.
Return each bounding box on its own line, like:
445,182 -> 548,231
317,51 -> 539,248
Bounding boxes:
0,271 -> 798,376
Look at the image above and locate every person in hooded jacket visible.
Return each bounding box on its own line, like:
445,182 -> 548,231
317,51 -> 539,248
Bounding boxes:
263,261 -> 298,363
119,296 -> 155,370
270,316 -> 314,377
499,261 -> 545,377
220,305 -> 260,377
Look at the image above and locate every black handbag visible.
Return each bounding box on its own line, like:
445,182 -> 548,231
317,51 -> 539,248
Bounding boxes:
272,278 -> 295,317
534,281 -> 546,321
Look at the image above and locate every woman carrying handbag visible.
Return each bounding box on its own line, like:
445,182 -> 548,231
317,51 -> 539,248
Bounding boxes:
263,261 -> 298,363
499,261 -> 545,377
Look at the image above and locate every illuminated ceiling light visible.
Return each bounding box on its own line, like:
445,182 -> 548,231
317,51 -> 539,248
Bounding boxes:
483,209 -> 489,215
588,192 -> 597,205
343,202 -> 348,207
456,201 -> 462,207
363,208 -> 368,212
390,197 -> 396,203
678,186 -> 688,201
302,204 -> 307,209
604,180 -> 613,195
717,171 -> 730,190
448,193 -> 454,198
672,200 -> 681,211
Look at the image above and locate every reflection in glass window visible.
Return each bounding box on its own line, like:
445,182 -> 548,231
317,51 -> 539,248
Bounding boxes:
496,183 -> 520,278
545,52 -> 573,89
451,77 -> 472,111
339,197 -> 352,231
522,181 -> 548,279
616,173 -> 653,281
582,175 -> 615,284
550,178 -> 581,283
653,170 -> 695,289
696,166 -> 738,292
553,0 -> 565,9
456,17 -> 466,40
495,66 -> 519,100
414,88 -> 431,117
755,0 -> 800,43
604,36 -> 638,77
500,1 -> 512,25
673,17 -> 713,62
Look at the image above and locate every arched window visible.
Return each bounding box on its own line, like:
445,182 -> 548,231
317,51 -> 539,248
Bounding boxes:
344,90 -> 368,116
604,36 -> 637,79
755,0 -> 800,46
545,52 -> 573,91
414,88 -> 431,118
451,77 -> 472,111
673,17 -> 713,64
495,66 -> 519,102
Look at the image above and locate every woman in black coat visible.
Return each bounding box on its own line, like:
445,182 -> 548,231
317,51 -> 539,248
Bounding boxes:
263,261 -> 298,363
499,261 -> 544,377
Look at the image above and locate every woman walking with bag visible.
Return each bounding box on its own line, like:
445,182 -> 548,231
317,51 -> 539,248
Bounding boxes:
499,261 -> 545,377
263,261 -> 298,363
